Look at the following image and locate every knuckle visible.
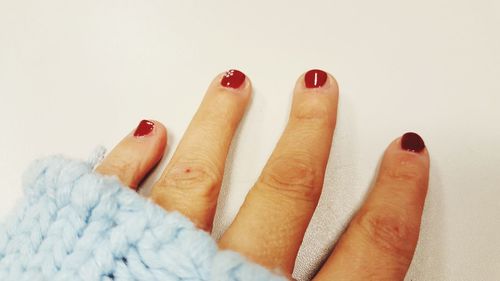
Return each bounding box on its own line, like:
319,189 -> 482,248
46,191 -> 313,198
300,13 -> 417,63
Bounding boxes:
206,97 -> 240,129
98,158 -> 137,184
157,158 -> 221,199
380,154 -> 426,185
259,154 -> 321,202
292,100 -> 332,124
385,167 -> 421,183
353,208 -> 417,259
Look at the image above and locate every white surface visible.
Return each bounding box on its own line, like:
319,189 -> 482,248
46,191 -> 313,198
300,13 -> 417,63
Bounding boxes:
1,0 -> 499,280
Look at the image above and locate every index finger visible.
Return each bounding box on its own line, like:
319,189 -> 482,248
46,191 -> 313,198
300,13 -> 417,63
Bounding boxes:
314,133 -> 430,281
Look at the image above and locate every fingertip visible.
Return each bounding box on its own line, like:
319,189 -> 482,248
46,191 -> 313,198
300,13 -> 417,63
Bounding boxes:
130,119 -> 167,157
324,71 -> 339,94
215,69 -> 252,95
147,119 -> 168,145
150,121 -> 168,164
385,133 -> 430,165
378,134 -> 431,197
96,119 -> 168,189
295,69 -> 339,96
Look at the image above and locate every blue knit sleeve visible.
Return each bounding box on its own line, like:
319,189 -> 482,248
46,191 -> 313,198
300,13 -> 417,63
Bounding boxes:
0,155 -> 287,281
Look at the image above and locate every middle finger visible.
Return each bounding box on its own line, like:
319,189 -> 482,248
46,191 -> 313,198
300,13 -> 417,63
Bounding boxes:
219,70 -> 339,273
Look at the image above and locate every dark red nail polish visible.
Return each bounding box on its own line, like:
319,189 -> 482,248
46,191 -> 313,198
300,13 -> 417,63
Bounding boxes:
221,69 -> 246,89
133,120 -> 155,137
401,132 -> 425,153
304,69 -> 328,88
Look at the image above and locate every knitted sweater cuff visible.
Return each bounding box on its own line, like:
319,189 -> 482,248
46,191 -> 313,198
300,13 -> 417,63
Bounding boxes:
0,154 -> 287,281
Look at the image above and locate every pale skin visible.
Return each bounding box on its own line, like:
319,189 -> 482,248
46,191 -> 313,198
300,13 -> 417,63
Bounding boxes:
96,70 -> 430,280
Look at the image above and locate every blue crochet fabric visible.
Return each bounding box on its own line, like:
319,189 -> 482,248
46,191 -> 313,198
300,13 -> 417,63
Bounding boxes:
0,154 -> 287,281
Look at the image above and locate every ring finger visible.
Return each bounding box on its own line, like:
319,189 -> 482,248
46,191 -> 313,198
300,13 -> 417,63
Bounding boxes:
151,69 -> 252,232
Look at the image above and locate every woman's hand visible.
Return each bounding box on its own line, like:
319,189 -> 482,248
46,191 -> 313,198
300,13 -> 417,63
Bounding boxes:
95,69 -> 429,280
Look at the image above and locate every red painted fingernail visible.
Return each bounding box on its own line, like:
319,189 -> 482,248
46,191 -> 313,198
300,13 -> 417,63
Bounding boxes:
304,69 -> 328,88
133,120 -> 155,137
401,132 -> 426,153
221,69 -> 246,89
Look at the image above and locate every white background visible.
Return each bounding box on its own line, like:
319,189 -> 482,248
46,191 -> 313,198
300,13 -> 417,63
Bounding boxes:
1,0 -> 499,280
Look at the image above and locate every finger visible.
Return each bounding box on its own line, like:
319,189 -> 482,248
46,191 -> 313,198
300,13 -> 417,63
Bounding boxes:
219,69 -> 339,273
314,133 -> 430,281
96,120 -> 167,189
151,70 -> 251,231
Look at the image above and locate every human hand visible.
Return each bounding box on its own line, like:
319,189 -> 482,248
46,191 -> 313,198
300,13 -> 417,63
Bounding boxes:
95,69 -> 429,280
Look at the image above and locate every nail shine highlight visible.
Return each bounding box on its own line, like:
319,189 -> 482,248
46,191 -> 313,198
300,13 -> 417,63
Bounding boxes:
134,120 -> 155,137
305,69 -> 327,88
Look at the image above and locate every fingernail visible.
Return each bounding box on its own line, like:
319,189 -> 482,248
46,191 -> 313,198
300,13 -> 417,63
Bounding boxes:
304,69 -> 328,88
401,132 -> 426,153
133,120 -> 155,137
221,69 -> 246,89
